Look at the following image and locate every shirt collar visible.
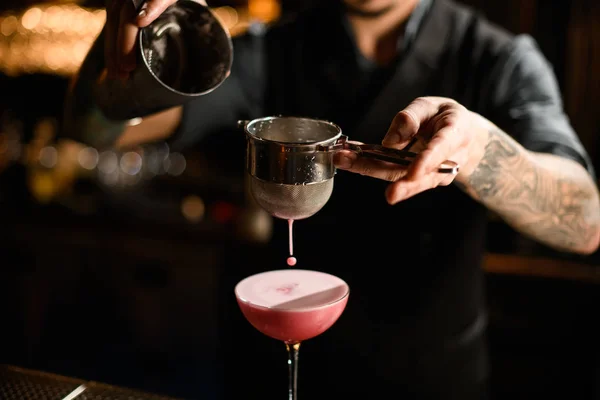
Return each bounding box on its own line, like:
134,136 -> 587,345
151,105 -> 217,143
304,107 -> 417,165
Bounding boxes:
337,0 -> 434,69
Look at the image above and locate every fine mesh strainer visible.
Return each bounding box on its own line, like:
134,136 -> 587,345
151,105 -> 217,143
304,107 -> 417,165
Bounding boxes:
241,116 -> 459,220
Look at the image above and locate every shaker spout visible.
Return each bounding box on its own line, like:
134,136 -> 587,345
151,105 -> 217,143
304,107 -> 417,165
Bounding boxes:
238,120 -> 250,130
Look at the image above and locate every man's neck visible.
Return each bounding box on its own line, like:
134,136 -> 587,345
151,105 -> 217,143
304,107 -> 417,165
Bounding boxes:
346,0 -> 420,65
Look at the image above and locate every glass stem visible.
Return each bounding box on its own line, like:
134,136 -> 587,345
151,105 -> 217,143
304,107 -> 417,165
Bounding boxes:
286,341 -> 301,400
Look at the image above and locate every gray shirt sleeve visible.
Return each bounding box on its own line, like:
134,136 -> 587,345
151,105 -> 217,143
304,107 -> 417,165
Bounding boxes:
486,34 -> 595,178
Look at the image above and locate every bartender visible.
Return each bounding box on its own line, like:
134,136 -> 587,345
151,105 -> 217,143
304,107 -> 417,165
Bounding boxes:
65,0 -> 600,398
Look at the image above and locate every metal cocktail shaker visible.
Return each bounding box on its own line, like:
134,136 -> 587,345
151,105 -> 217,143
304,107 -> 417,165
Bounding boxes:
62,0 -> 233,148
93,0 -> 233,121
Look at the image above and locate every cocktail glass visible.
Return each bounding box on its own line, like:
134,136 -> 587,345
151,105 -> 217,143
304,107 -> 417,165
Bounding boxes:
235,269 -> 349,400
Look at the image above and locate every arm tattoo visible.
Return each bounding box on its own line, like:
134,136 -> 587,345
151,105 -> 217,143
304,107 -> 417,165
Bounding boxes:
465,129 -> 600,253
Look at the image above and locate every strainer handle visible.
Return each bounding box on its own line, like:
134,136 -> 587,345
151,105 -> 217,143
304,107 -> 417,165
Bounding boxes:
343,142 -> 459,175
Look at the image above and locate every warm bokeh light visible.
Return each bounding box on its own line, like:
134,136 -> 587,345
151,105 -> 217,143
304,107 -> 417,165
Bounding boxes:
0,4 -> 106,76
181,194 -> 206,223
248,0 -> 280,22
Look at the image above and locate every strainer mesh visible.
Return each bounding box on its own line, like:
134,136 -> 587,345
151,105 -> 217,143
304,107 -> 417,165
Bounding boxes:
250,177 -> 334,220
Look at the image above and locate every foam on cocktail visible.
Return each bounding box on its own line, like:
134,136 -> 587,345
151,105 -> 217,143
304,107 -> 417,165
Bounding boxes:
235,269 -> 348,311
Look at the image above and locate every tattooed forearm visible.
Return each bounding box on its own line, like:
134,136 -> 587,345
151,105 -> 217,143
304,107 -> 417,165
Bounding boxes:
462,128 -> 600,254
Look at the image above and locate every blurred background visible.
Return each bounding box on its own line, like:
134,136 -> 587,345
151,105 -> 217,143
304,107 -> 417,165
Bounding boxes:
0,0 -> 598,399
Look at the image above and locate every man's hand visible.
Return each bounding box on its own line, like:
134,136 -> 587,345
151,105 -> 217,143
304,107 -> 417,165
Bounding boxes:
104,0 -> 180,79
334,96 -> 488,204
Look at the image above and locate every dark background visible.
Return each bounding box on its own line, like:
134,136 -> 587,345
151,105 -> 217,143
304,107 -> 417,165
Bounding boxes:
0,0 -> 598,399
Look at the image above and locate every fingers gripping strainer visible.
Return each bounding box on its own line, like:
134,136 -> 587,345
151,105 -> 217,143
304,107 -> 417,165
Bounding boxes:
240,116 -> 459,220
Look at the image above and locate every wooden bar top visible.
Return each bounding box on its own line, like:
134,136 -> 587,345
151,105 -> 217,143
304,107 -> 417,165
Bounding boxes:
484,252 -> 600,284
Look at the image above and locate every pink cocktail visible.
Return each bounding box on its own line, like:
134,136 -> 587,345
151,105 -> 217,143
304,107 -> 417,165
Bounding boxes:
235,269 -> 349,399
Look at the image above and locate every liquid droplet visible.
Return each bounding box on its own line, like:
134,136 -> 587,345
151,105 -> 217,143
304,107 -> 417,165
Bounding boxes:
287,219 -> 297,266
